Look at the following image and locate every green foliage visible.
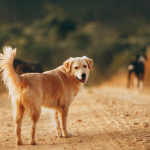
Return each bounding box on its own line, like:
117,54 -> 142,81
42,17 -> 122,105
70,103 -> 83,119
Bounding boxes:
0,3 -> 150,86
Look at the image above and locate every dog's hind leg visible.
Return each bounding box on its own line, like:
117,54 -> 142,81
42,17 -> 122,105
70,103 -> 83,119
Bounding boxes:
13,104 -> 25,146
139,80 -> 143,91
50,109 -> 62,138
59,106 -> 72,138
139,73 -> 144,92
127,71 -> 131,88
29,108 -> 41,145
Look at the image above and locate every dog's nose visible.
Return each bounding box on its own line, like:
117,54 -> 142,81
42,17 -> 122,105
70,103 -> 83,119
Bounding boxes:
82,73 -> 86,78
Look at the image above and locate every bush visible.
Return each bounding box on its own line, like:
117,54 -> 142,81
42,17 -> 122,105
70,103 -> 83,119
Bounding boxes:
0,4 -> 150,86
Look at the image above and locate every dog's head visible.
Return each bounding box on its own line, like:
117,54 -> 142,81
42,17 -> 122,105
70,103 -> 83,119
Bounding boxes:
136,54 -> 147,63
63,56 -> 93,83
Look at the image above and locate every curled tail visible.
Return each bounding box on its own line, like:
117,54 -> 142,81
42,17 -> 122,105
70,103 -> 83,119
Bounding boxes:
0,46 -> 19,95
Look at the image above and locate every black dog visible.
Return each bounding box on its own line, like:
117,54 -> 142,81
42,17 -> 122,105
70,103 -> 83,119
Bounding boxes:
13,59 -> 43,75
127,54 -> 147,91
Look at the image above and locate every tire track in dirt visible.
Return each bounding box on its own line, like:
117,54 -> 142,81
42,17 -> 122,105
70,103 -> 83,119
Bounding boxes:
1,86 -> 150,150
98,103 -> 150,150
83,102 -> 127,150
83,86 -> 150,150
90,103 -> 146,150
83,105 -> 122,150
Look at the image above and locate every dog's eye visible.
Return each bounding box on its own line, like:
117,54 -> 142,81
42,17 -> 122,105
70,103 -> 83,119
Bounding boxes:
74,66 -> 78,69
84,65 -> 87,68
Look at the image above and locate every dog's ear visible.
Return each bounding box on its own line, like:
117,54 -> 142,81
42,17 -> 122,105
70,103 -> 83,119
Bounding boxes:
63,57 -> 74,73
83,56 -> 93,70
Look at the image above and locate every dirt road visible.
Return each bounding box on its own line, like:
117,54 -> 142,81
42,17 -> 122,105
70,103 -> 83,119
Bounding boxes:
0,85 -> 150,150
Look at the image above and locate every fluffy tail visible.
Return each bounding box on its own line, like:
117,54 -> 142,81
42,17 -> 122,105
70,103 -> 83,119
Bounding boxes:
0,46 -> 19,95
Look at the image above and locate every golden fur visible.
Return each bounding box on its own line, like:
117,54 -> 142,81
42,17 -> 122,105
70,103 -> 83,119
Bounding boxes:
0,46 -> 93,146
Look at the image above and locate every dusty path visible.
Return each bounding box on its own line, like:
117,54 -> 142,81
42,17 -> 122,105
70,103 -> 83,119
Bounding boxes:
0,86 -> 150,150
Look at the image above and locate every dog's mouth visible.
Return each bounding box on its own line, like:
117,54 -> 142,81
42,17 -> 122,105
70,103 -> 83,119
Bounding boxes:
76,77 -> 86,83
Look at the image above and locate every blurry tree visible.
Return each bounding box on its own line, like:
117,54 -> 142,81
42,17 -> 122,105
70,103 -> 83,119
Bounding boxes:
0,2 -> 150,86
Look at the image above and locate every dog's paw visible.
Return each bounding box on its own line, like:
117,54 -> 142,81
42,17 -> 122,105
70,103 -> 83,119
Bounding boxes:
64,133 -> 73,138
55,133 -> 63,138
16,140 -> 23,146
55,132 -> 63,138
29,140 -> 36,145
55,135 -> 63,138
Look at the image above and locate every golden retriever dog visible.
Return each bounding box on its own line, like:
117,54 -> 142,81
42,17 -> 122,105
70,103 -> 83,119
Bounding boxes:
0,46 -> 93,146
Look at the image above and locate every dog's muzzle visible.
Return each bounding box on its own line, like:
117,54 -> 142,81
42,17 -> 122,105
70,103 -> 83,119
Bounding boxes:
76,73 -> 86,83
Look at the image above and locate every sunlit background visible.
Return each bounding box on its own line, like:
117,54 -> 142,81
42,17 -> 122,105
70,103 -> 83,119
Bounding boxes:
0,0 -> 150,86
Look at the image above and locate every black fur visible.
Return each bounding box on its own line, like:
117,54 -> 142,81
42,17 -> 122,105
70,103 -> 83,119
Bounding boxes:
127,54 -> 147,88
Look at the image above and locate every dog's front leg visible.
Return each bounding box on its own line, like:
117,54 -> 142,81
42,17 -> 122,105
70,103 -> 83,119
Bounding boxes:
59,106 -> 72,138
50,109 -> 62,138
